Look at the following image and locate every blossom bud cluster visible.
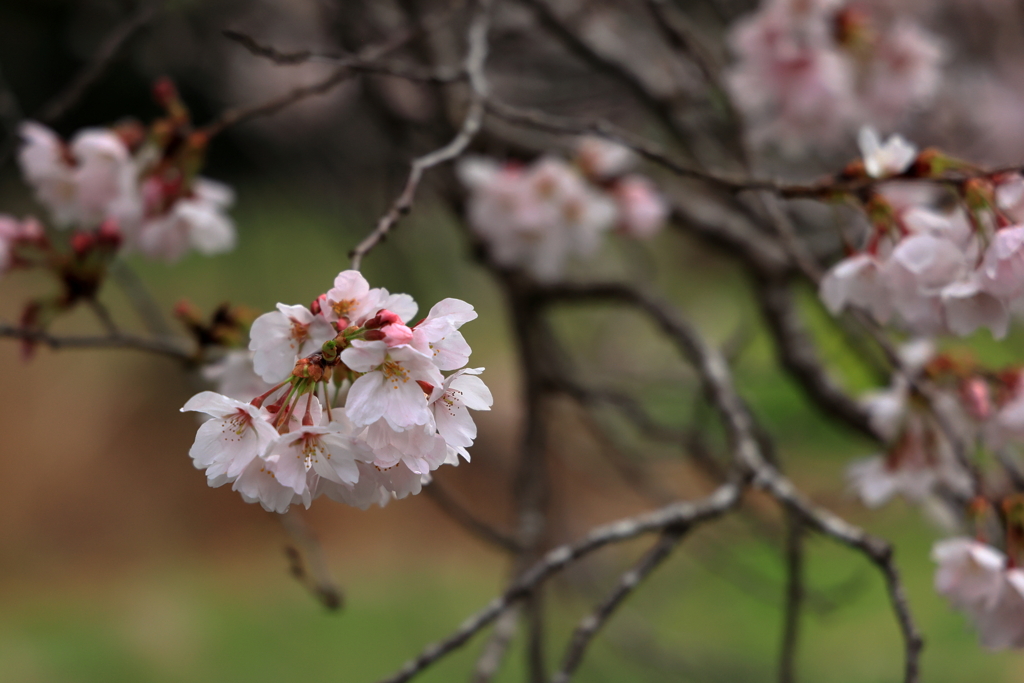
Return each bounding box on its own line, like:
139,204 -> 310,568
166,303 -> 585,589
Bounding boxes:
726,0 -> 943,151
457,137 -> 668,282
821,131 -> 1024,339
182,270 -> 492,513
14,79 -> 235,264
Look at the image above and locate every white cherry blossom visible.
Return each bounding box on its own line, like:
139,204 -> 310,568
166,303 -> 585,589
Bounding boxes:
411,298 -> 477,370
429,368 -> 493,461
341,341 -> 443,430
180,391 -> 279,482
858,127 -> 917,179
250,303 -> 336,383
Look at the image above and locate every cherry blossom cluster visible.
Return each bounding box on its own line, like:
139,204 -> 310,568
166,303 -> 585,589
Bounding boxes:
14,78 -> 234,264
458,137 -> 668,282
845,340 -> 973,510
841,338 -> 1024,648
182,270 -> 492,513
726,0 -> 943,151
821,129 -> 1024,340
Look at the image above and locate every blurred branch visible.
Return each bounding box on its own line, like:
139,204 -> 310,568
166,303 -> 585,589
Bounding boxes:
518,0 -> 693,152
471,607 -> 521,683
348,0 -> 493,271
279,509 -> 343,610
424,481 -> 522,553
223,29 -> 466,84
529,281 -> 923,682
39,2 -> 163,124
550,527 -> 687,683
778,512 -> 804,683
108,260 -> 176,338
0,323 -> 193,361
375,480 -> 742,683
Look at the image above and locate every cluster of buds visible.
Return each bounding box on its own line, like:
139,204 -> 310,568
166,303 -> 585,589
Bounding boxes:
726,0 -> 943,151
182,270 -> 492,513
16,78 -> 235,263
457,137 -> 668,282
821,130 -> 1024,339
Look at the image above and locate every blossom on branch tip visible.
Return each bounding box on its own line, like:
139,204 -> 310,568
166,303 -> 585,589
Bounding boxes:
858,127 -> 917,179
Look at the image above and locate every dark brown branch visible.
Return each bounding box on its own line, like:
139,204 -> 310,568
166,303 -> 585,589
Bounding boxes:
518,0 -> 692,151
348,0 -> 493,271
279,509 -> 343,610
530,282 -> 923,683
550,527 -> 686,683
423,481 -> 522,553
778,512 -> 804,683
374,481 -> 742,683
0,323 -> 193,362
223,29 -> 466,84
39,2 -> 162,124
754,278 -> 878,441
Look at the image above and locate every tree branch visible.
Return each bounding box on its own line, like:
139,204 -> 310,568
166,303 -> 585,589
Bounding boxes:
0,323 -> 193,362
550,527 -> 687,683
374,480 -> 742,683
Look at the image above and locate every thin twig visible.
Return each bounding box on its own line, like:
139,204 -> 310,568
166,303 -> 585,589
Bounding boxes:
39,2 -> 163,124
374,481 -> 742,683
531,282 -> 923,683
550,527 -> 686,683
424,481 -> 522,553
778,511 -> 804,683
0,323 -> 193,361
471,607 -> 521,683
279,509 -> 343,610
223,29 -> 466,84
348,0 -> 493,271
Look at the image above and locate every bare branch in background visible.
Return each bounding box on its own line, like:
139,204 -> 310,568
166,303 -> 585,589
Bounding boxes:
375,481 -> 742,683
778,512 -> 804,683
348,0 -> 493,271
0,323 -> 193,362
424,481 -> 522,553
550,527 -> 687,683
279,510 -> 343,610
39,2 -> 163,124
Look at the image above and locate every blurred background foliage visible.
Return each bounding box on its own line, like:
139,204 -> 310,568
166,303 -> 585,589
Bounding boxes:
3,1 -> 1024,682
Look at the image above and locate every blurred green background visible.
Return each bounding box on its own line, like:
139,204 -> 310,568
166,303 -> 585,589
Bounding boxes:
2,1 -> 1024,682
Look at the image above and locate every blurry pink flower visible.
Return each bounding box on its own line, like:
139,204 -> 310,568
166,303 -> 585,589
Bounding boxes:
933,538 -> 1006,614
819,253 -> 891,323
576,136 -> 635,181
132,179 -> 235,262
613,175 -> 668,239
18,122 -> 138,229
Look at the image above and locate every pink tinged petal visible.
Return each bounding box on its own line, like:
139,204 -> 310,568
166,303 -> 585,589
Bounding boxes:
891,234 -> 966,291
181,390 -> 248,418
448,371 -> 493,410
340,340 -> 388,373
375,292 -> 418,324
941,280 -> 1009,339
346,372 -> 390,426
269,437 -> 312,495
932,538 -> 1006,613
982,227 -> 1024,298
233,455 -> 295,513
383,378 -> 433,430
846,457 -> 898,508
